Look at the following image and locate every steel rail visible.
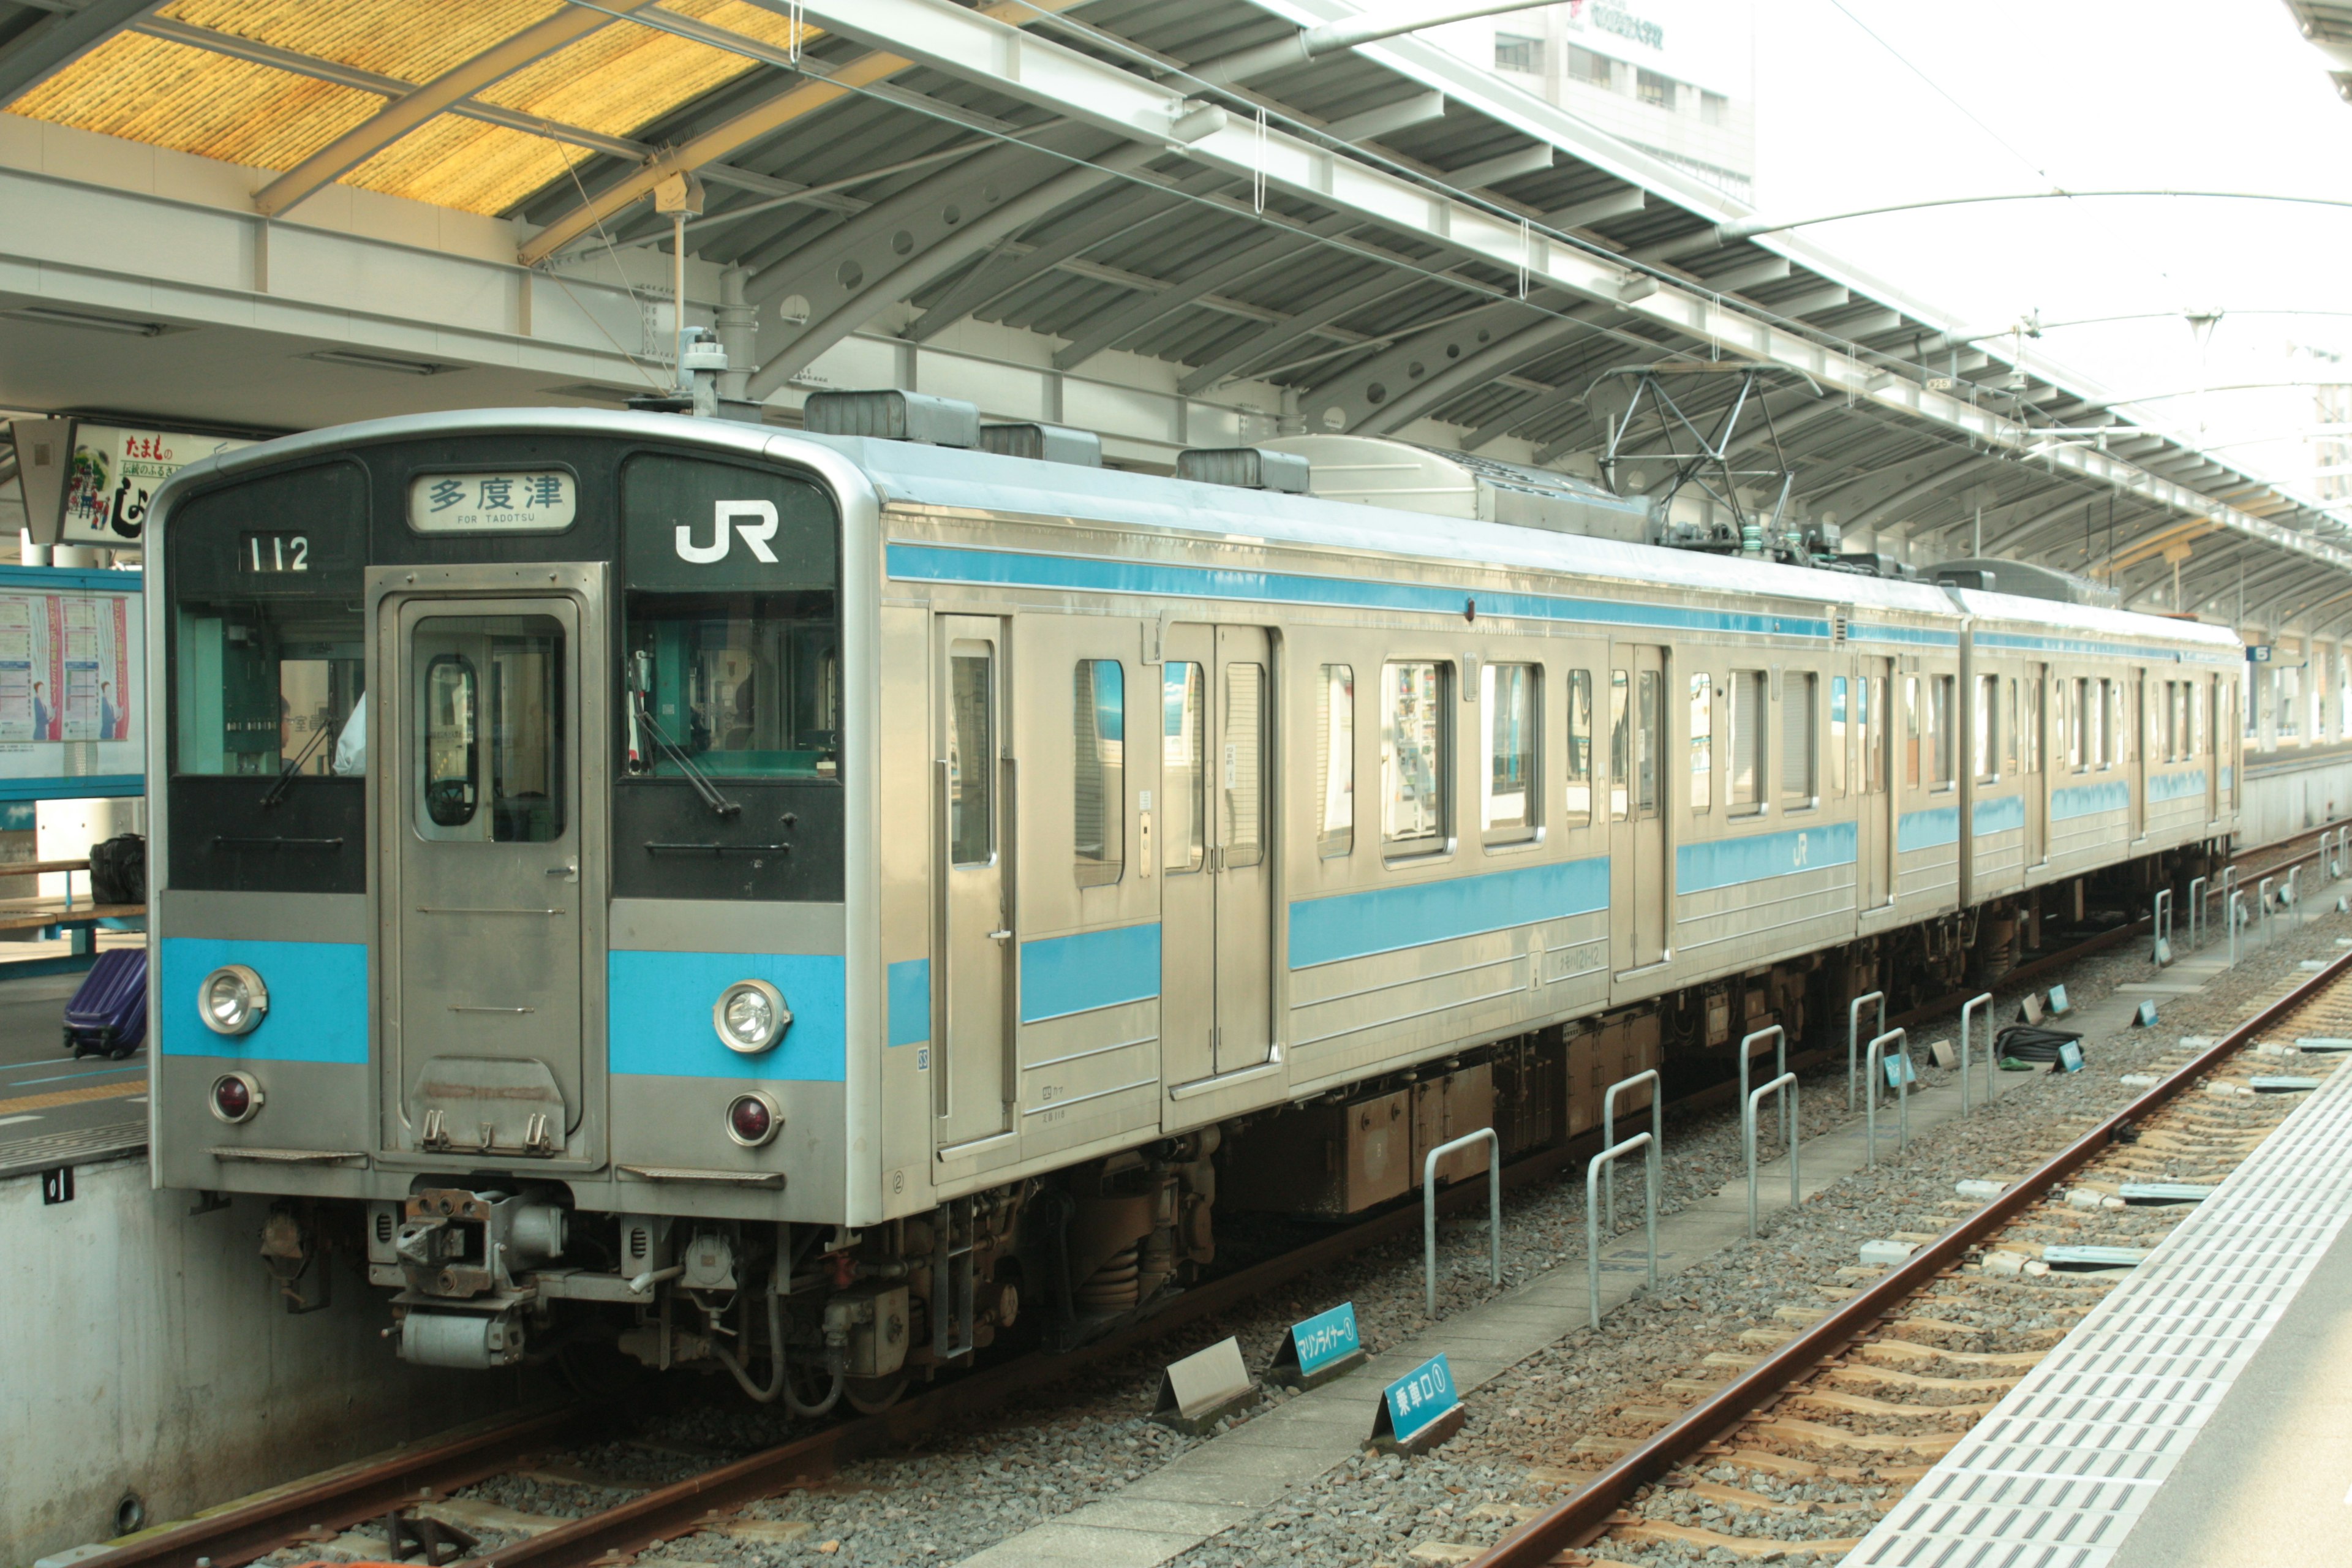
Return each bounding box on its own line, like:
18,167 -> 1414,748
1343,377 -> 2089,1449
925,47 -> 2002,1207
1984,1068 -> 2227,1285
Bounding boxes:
1467,937 -> 2352,1567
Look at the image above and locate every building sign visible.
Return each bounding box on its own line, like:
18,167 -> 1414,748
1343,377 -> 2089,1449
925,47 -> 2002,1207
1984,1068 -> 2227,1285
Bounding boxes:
1591,3 -> 1665,50
64,426 -> 251,548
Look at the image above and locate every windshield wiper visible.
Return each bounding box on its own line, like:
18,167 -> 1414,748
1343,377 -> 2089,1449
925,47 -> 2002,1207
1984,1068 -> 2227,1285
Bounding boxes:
258,722 -> 333,809
631,693 -> 742,818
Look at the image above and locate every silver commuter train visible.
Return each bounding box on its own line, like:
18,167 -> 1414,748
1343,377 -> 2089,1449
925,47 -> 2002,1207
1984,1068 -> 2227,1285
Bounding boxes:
146,399 -> 2241,1400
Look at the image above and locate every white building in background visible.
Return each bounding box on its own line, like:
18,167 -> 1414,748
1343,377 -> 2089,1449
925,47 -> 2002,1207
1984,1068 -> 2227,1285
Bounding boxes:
1428,1 -> 1756,200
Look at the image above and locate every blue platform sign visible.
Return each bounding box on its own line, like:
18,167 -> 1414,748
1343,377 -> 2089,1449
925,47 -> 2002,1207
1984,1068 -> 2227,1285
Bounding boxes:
1292,1302 -> 1360,1377
1378,1351 -> 1460,1445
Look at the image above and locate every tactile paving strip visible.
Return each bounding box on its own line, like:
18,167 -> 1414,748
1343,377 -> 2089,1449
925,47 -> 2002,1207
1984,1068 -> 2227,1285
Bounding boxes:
1842,1060 -> 2352,1568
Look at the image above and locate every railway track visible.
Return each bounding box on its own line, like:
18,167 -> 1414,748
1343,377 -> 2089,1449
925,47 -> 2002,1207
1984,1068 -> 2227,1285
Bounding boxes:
1464,919 -> 2352,1566
78,823 -> 2345,1568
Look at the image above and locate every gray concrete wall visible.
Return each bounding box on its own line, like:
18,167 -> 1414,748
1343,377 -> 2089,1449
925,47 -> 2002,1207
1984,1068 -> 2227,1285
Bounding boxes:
1,1156 -> 521,1564
2242,747 -> 2352,850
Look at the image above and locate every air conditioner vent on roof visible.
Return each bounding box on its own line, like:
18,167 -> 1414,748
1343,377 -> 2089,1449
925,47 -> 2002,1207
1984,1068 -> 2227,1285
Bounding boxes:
979,421 -> 1102,467
1176,447 -> 1311,493
803,390 -> 979,447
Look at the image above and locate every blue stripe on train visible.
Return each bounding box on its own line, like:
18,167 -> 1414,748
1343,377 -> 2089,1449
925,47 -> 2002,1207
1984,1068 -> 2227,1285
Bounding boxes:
2052,779 -> 2132,820
1020,922 -> 1161,1022
1288,856 -> 1608,970
609,950 -> 846,1080
2147,768 -> 2208,803
157,937 -> 369,1063
1678,821 -> 1858,894
1897,807 -> 1959,853
1972,794 -> 2025,835
888,543 -> 1833,640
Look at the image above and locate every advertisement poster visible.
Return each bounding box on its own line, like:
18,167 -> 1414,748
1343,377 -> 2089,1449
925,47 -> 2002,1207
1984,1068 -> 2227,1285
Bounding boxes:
62,426 -> 252,548
55,594 -> 105,742
0,597 -> 39,744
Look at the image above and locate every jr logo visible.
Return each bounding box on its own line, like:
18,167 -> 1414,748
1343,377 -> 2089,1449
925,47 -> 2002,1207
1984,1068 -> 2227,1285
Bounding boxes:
1792,831 -> 1809,868
676,500 -> 780,564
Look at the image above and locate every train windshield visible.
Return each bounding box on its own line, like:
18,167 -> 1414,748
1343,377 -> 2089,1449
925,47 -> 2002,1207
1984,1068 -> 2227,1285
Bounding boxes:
623,589 -> 839,780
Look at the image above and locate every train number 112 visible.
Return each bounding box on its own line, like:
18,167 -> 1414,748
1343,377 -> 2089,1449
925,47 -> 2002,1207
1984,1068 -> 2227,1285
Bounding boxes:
241,532 -> 310,573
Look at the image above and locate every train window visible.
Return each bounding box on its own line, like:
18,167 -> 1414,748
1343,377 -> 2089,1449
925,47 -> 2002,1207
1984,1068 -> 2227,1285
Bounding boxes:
2006,678 -> 2022,775
173,600 -> 366,777
624,592 -> 839,780
1828,676 -> 1847,796
421,655 -> 478,829
948,646 -> 994,866
1636,669 -> 1660,818
1727,669 -> 1765,812
2021,677 -> 2040,774
1565,669 -> 1594,824
1383,661 -> 1449,853
1688,673 -> 1713,813
1163,663 -> 1205,873
1316,665 -> 1354,858
1930,675 -> 1955,788
1974,675 -> 2000,783
1072,660 -> 1124,886
1223,663 -> 1265,870
1902,676 -> 1921,789
1862,677 -> 1886,794
1482,663 -> 1539,842
2193,680 -> 2207,755
1782,672 -> 1817,807
1608,669 -> 1630,821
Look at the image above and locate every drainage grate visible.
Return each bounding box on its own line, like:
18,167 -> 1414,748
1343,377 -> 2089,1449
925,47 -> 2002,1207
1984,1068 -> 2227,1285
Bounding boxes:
1846,1057 -> 2352,1568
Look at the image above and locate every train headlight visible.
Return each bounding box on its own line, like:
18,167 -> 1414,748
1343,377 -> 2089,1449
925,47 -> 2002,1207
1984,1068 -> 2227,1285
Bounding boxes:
725,1090 -> 782,1147
712,979 -> 790,1054
198,965 -> 268,1036
209,1071 -> 264,1124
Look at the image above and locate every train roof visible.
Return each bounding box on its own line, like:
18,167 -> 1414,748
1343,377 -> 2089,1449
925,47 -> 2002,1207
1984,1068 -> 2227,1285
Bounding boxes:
156,406 -> 2240,658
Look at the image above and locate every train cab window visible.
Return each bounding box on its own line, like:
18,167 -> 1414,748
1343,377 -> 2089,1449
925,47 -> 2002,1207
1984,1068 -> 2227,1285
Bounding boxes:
1316,665 -> 1354,858
1828,676 -> 1848,796
413,617 -> 564,843
624,591 -> 838,781
1688,673 -> 1713,813
1481,663 -> 1539,843
1975,676 -> 2000,783
1382,661 -> 1449,853
1565,669 -> 1594,824
1163,663 -> 1206,873
1727,669 -> 1766,813
175,598 -> 367,777
1608,669 -> 1631,821
1782,673 -> 1817,808
1072,660 -> 1124,886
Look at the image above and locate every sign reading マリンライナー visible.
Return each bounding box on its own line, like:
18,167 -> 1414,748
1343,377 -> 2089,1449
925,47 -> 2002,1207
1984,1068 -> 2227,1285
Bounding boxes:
64,426 -> 253,548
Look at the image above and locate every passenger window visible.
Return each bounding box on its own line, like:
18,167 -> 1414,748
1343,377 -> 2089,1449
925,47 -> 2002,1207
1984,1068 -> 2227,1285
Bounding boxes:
1316,663 -> 1354,859
1828,676 -> 1847,796
1382,661 -> 1448,853
1072,660 -> 1124,886
1974,675 -> 2000,782
1564,669 -> 1594,825
2193,680 -> 2207,756
1162,663 -> 1205,873
1930,674 -> 1954,788
1782,672 -> 1817,807
2022,678 -> 2041,773
1903,676 -> 1921,788
1689,673 -> 1713,813
1482,662 -> 1539,843
1608,669 -> 1630,821
422,655 -> 477,829
1223,663 -> 1265,870
948,646 -> 994,866
1727,669 -> 1765,813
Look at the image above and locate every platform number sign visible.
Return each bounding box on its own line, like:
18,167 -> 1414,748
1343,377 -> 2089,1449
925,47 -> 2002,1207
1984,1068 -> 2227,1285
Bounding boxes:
40,1164 -> 73,1205
1373,1351 -> 1459,1445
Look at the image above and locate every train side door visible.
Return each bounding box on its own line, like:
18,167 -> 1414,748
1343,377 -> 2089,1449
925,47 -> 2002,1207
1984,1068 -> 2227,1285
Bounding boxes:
1159,625 -> 1275,1085
383,595 -> 588,1159
1609,644 -> 1668,973
2022,665 -> 2048,867
935,615 -> 1014,1152
1857,657 -> 1893,909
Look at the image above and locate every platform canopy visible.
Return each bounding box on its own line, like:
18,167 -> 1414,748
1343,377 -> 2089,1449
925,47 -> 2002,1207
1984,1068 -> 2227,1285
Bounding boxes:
1,0 -> 2345,633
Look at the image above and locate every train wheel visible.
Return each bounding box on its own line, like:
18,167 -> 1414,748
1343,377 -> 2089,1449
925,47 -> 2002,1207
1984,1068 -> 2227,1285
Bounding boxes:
843,1371 -> 911,1414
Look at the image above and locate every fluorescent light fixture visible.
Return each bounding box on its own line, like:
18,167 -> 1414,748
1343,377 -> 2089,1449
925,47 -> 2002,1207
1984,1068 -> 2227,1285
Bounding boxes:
1,305 -> 176,337
301,349 -> 462,376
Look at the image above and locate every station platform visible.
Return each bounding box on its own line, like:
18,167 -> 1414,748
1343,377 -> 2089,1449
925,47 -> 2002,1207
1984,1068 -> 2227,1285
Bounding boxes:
1848,1035 -> 2352,1567
0,957 -> 146,1181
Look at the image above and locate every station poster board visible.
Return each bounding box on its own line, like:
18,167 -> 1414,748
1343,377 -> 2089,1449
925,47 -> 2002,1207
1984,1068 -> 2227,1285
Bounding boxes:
61,425 -> 252,549
0,567 -> 143,799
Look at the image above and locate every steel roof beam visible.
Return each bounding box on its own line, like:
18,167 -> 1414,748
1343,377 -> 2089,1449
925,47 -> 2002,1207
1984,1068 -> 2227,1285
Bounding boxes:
902,181 -> 1180,342
1354,300 -> 1621,435
1176,269 -> 1420,395
0,0 -> 160,110
1053,211 -> 1359,371
1321,89 -> 1447,144
1547,188 -> 1646,230
1440,143 -> 1556,189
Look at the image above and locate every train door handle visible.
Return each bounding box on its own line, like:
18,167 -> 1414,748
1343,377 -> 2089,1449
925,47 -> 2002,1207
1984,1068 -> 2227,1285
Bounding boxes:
546,861 -> 579,882
987,928 -> 1013,942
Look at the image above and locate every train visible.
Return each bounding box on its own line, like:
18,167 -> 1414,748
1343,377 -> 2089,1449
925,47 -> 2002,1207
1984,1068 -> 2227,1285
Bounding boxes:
145,385 -> 2241,1409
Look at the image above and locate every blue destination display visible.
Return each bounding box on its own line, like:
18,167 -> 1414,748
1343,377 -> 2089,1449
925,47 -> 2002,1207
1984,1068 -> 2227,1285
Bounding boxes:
1289,1302 -> 1362,1377
1380,1351 -> 1460,1444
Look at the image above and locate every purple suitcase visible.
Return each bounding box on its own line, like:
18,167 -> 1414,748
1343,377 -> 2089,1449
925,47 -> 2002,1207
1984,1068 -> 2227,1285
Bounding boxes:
62,948 -> 147,1059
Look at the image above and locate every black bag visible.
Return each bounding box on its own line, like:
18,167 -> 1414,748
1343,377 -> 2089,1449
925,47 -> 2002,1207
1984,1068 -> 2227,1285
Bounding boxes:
89,832 -> 145,905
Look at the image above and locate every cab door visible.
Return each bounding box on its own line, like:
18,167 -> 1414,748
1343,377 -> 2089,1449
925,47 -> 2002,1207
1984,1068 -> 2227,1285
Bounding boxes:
935,616 -> 1014,1153
381,591 -> 589,1160
1159,625 -> 1275,1086
1609,644 -> 1668,973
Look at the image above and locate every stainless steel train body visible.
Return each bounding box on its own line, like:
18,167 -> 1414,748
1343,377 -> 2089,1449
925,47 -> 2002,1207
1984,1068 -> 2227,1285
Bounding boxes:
146,407 -> 2241,1393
